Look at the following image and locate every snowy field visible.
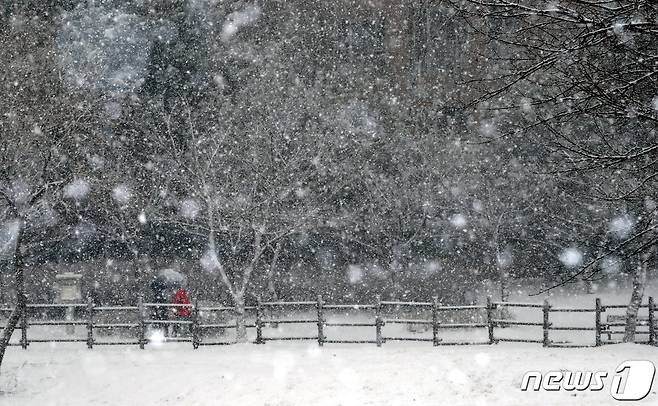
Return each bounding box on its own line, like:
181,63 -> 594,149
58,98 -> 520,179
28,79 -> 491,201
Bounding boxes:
1,342 -> 656,406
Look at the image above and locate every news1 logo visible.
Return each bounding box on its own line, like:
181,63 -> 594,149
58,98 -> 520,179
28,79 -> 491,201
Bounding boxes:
521,360 -> 656,401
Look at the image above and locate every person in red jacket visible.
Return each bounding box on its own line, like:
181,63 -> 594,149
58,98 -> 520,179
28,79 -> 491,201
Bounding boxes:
171,287 -> 192,336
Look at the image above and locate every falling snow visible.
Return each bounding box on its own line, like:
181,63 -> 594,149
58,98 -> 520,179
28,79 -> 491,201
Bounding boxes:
608,215 -> 634,239
1,2 -> 657,405
559,248 -> 583,268
63,178 -> 91,200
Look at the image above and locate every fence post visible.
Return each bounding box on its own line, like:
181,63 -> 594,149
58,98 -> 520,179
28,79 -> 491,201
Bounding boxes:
138,294 -> 145,349
595,297 -> 602,347
192,298 -> 200,349
432,296 -> 439,346
255,298 -> 263,345
649,296 -> 655,346
375,294 -> 383,347
542,299 -> 550,347
317,295 -> 324,347
86,296 -> 94,349
486,296 -> 494,344
20,302 -> 28,350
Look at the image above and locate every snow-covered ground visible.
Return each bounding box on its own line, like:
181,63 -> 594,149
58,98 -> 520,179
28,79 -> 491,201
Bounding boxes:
1,342 -> 656,406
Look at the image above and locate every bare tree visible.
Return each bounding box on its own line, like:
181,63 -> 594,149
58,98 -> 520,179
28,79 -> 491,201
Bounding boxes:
449,0 -> 658,340
0,11 -> 98,370
153,93 -> 323,341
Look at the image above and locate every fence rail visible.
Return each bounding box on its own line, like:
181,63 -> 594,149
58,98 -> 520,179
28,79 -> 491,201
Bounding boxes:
1,295 -> 655,349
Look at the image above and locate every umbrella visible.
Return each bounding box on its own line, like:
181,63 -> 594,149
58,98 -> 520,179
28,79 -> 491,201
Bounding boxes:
153,269 -> 186,289
150,269 -> 186,317
151,269 -> 186,305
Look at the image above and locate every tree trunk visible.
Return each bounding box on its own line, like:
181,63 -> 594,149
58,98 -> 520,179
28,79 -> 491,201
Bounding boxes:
266,265 -> 280,328
498,266 -> 511,320
266,279 -> 278,302
499,268 -> 510,303
266,241 -> 282,302
0,269 -> 4,303
0,304 -> 22,372
494,216 -> 511,318
623,250 -> 651,342
234,293 -> 247,343
205,222 -> 265,344
389,247 -> 404,301
0,219 -> 25,374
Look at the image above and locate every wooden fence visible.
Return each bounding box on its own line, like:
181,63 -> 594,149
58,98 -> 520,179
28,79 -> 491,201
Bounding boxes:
1,295 -> 655,349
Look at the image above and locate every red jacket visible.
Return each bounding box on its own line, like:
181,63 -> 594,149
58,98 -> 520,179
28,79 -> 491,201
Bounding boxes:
173,288 -> 191,317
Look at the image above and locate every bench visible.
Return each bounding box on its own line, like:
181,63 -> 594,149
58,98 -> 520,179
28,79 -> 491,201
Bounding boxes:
604,315 -> 655,341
